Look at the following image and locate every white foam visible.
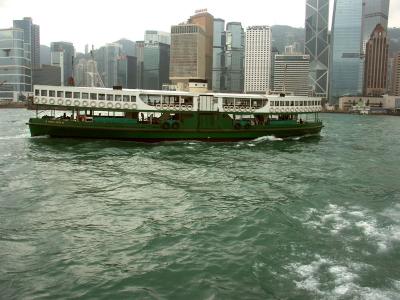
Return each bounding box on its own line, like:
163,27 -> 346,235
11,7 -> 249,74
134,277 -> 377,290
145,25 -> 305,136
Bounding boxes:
253,135 -> 283,143
288,257 -> 397,298
0,133 -> 30,140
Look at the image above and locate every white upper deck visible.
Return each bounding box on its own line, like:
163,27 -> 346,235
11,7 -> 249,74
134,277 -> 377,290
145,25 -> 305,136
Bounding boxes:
32,85 -> 322,114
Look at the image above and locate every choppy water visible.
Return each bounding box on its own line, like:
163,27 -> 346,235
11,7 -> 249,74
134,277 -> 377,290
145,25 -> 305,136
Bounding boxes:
1,109 -> 400,299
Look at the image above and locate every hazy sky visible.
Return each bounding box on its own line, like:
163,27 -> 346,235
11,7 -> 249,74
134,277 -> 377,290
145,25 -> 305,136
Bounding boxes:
0,0 -> 399,52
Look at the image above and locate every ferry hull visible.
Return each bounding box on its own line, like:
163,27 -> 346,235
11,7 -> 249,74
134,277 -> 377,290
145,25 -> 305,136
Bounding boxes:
28,118 -> 323,142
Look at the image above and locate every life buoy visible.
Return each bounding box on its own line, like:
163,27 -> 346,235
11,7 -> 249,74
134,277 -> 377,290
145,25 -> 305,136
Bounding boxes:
90,101 -> 96,107
41,98 -> 47,104
66,100 -> 71,106
57,99 -> 63,105
106,102 -> 113,108
99,101 -> 105,108
240,106 -> 245,111
156,104 -> 161,109
82,101 -> 89,107
74,100 -> 80,106
172,122 -> 180,129
49,98 -> 55,105
162,122 -> 170,129
124,103 -> 130,109
234,123 -> 241,130
115,103 -> 121,109
34,97 -> 39,103
181,105 -> 186,110
187,105 -> 192,110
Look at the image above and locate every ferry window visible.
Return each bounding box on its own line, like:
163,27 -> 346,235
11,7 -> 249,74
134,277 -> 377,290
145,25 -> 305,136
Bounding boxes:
65,92 -> 72,98
290,101 -> 294,106
49,90 -> 55,97
35,89 -> 39,96
106,94 -> 113,101
73,92 -> 80,98
41,90 -> 47,96
115,95 -> 122,101
280,101 -> 284,106
90,93 -> 97,100
130,96 -> 136,102
57,91 -> 63,97
123,95 -> 129,102
82,93 -> 88,99
285,101 -> 289,106
99,93 -> 105,100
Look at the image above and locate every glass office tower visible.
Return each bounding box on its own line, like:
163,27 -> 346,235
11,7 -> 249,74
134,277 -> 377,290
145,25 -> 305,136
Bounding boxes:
362,0 -> 390,48
329,0 -> 363,104
0,28 -> 32,101
212,18 -> 225,92
143,42 -> 170,90
305,0 -> 329,98
225,22 -> 244,93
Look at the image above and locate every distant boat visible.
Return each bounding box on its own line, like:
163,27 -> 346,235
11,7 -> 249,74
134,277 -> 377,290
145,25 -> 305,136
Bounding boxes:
27,85 -> 323,142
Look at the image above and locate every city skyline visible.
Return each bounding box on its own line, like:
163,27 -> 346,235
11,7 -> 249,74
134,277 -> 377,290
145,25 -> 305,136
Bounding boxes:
0,0 -> 398,53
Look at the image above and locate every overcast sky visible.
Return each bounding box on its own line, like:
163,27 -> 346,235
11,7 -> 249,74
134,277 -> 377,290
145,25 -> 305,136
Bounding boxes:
0,0 -> 399,53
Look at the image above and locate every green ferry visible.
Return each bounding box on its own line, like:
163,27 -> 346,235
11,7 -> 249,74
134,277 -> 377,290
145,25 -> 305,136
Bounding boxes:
27,84 -> 323,142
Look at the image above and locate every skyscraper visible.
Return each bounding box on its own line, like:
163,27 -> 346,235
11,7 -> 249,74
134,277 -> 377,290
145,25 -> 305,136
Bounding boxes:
0,28 -> 32,101
189,10 -> 214,89
244,26 -> 271,93
212,18 -> 225,92
225,22 -> 245,93
50,41 -> 75,86
392,52 -> 400,96
169,24 -> 206,90
363,24 -> 389,96
305,0 -> 329,98
143,41 -> 170,90
329,0 -> 363,104
273,54 -> 310,96
13,17 -> 40,69
362,0 -> 390,50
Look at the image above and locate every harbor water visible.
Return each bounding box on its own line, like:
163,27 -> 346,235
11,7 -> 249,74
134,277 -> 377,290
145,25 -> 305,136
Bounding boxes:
1,109 -> 400,299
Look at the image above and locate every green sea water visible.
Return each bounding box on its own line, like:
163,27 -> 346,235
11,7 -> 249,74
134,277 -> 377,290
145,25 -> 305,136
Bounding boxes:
0,109 -> 400,299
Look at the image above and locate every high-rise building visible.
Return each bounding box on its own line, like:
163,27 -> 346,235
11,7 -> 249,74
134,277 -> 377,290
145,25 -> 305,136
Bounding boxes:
135,41 -> 145,88
50,41 -> 75,86
144,30 -> 171,45
270,47 -> 279,91
170,24 -> 206,90
212,18 -> 225,92
189,10 -> 214,89
392,52 -> 400,96
13,17 -> 40,69
329,0 -> 363,104
362,0 -> 390,51
225,22 -> 245,93
305,0 -> 329,98
104,43 -> 121,87
143,41 -> 170,90
117,55 -> 137,88
363,24 -> 389,96
0,28 -> 32,101
273,54 -> 310,96
244,26 -> 271,93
